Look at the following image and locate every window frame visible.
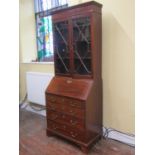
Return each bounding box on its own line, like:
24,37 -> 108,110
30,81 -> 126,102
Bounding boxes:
33,0 -> 68,62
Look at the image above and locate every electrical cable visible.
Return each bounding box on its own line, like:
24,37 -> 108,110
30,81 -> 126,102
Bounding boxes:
28,102 -> 46,111
20,93 -> 46,111
21,103 -> 29,110
103,128 -> 135,147
19,93 -> 28,109
103,127 -> 109,138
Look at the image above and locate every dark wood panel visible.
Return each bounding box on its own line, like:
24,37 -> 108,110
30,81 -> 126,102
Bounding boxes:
47,110 -> 85,130
45,1 -> 103,153
47,120 -> 84,140
46,94 -> 85,109
46,76 -> 93,100
52,2 -> 102,21
46,99 -> 85,119
47,120 -> 100,147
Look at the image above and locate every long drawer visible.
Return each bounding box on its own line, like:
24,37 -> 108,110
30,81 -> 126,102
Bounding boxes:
47,120 -> 85,141
46,97 -> 85,119
46,94 -> 85,109
47,110 -> 85,130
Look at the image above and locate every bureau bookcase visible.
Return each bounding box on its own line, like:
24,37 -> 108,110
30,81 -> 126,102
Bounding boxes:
46,1 -> 103,153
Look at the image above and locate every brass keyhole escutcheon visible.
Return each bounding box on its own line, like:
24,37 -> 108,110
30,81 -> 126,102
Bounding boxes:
66,79 -> 72,84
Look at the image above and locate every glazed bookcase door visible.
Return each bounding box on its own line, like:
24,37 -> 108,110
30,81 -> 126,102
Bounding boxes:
72,16 -> 92,75
53,20 -> 70,75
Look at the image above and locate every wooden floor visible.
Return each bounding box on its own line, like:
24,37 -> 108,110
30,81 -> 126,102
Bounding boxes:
20,110 -> 134,155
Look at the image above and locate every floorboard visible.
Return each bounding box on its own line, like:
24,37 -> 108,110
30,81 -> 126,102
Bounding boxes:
19,109 -> 135,155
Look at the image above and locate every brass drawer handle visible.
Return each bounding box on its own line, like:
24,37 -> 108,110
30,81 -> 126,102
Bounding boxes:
52,125 -> 57,130
51,97 -> 56,102
62,114 -> 66,118
70,131 -> 78,138
70,103 -> 76,107
69,110 -> 76,115
70,120 -> 77,125
67,80 -> 72,84
63,125 -> 66,130
69,100 -> 73,104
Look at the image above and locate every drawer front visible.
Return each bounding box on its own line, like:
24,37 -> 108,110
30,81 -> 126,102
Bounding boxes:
46,95 -> 85,109
47,120 -> 84,141
46,101 -> 85,119
47,110 -> 85,130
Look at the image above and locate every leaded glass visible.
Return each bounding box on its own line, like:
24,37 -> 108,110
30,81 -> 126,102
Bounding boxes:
72,17 -> 92,75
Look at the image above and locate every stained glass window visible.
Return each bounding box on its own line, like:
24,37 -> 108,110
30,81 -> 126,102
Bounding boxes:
35,14 -> 53,61
34,0 -> 68,62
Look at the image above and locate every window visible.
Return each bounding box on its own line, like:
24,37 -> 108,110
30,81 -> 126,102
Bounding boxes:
34,0 -> 68,62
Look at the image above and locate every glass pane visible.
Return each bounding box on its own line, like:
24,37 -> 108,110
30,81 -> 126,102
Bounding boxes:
72,17 -> 92,75
36,15 -> 53,61
34,0 -> 68,13
53,21 -> 70,74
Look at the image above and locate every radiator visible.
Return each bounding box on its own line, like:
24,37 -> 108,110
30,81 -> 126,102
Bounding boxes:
26,72 -> 54,106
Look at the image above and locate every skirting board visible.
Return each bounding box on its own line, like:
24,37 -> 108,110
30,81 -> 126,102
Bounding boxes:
20,102 -> 135,147
103,127 -> 135,147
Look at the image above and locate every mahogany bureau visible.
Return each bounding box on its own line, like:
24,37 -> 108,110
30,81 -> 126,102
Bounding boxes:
46,1 -> 103,153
